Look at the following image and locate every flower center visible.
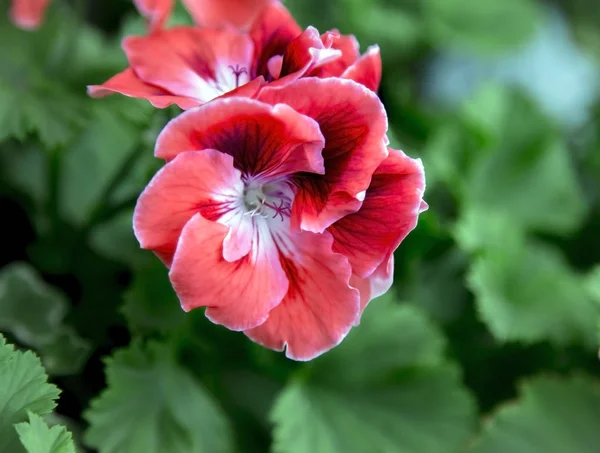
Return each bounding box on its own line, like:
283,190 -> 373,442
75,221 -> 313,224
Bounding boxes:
242,181 -> 292,221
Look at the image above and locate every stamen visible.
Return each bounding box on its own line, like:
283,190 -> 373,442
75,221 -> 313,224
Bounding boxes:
228,64 -> 248,88
242,181 -> 292,222
263,199 -> 291,221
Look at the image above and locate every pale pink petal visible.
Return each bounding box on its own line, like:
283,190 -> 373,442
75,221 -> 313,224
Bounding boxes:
154,97 -> 325,179
328,148 -> 426,277
170,214 -> 288,330
10,0 -> 51,30
133,150 -> 243,265
245,230 -> 360,361
87,68 -> 201,110
123,27 -> 254,102
183,0 -> 274,30
258,78 -> 388,233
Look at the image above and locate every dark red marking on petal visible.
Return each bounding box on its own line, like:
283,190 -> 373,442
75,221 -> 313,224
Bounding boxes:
329,147 -> 426,278
245,230 -> 359,360
250,2 -> 302,80
154,98 -> 325,180
258,78 -> 388,232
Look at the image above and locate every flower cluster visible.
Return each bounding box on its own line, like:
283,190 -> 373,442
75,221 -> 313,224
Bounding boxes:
14,0 -> 427,360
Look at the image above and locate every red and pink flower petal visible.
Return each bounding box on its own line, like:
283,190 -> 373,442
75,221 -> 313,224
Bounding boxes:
312,31 -> 360,78
250,2 -> 302,80
87,68 -> 201,110
182,0 -> 274,30
133,0 -> 173,33
10,0 -> 51,30
123,27 -> 254,103
341,45 -> 382,92
351,255 -> 395,318
258,78 -> 388,233
155,97 -> 325,179
245,230 -> 359,360
133,150 -> 243,265
276,26 -> 342,82
170,214 -> 288,330
328,147 -> 426,278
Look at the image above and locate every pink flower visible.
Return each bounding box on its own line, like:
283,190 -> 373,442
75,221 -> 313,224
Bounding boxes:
10,0 -> 51,30
133,78 -> 426,360
88,1 -> 382,108
134,0 -> 276,32
133,0 -> 174,33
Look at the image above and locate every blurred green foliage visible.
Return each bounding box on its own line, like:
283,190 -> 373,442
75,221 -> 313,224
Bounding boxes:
1,0 -> 600,452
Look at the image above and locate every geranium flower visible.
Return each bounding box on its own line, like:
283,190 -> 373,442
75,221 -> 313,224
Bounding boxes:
9,0 -> 51,30
133,78 -> 425,360
88,1 -> 382,108
134,0 -> 276,32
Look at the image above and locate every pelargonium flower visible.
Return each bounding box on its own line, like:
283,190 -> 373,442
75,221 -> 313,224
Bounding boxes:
88,0 -> 381,109
133,78 -> 426,360
135,0 -> 276,32
9,0 -> 51,30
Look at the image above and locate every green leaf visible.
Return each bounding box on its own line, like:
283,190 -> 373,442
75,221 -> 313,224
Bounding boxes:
0,80 -> 85,147
58,99 -> 141,226
0,335 -> 60,453
424,0 -> 541,54
0,263 -> 91,375
15,412 -> 76,453
121,255 -> 186,334
0,263 -> 67,345
467,238 -> 599,347
37,328 -> 92,377
0,3 -> 87,147
400,250 -> 469,323
84,341 -> 233,453
89,209 -> 143,265
0,143 -> 48,213
468,375 -> 600,453
270,294 -> 477,453
463,89 -> 587,235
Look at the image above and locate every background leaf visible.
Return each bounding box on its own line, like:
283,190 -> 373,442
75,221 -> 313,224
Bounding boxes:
0,263 -> 91,375
468,375 -> 600,453
15,412 -> 76,453
84,341 -> 234,453
0,335 -> 60,453
270,294 -> 477,453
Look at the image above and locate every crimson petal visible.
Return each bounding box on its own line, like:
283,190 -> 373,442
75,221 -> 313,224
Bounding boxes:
312,31 -> 360,78
154,97 -> 325,179
258,78 -> 388,232
329,147 -> 426,278
276,26 -> 342,82
342,45 -> 382,92
250,2 -> 302,80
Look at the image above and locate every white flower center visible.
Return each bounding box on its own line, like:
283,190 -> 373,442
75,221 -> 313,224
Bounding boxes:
242,180 -> 293,222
